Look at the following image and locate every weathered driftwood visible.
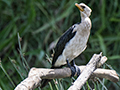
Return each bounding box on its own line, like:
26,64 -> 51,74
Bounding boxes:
15,53 -> 119,90
68,53 -> 103,90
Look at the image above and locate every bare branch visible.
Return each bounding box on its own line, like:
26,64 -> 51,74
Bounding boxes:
15,54 -> 119,90
68,53 -> 116,90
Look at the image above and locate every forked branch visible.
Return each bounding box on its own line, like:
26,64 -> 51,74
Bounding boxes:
15,53 -> 119,90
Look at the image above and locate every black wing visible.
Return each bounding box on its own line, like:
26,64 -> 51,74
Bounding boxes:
52,23 -> 80,67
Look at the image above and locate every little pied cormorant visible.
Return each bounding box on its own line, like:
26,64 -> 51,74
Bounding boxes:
41,3 -> 92,88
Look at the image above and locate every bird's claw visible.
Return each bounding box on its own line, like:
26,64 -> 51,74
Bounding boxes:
66,60 -> 81,77
74,65 -> 81,77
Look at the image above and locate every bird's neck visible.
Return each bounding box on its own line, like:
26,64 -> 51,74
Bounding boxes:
80,14 -> 91,30
81,13 -> 89,22
81,16 -> 90,23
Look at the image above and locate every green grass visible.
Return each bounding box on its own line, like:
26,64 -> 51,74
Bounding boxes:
0,0 -> 120,90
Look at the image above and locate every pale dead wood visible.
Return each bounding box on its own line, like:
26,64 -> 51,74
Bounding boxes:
15,68 -> 119,90
68,53 -> 107,90
15,54 -> 119,90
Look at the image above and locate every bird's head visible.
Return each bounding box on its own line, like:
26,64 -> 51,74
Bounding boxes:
75,3 -> 92,17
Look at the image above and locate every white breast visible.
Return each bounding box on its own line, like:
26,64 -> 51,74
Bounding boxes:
54,17 -> 91,67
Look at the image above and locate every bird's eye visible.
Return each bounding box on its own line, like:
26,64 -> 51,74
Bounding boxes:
81,5 -> 85,9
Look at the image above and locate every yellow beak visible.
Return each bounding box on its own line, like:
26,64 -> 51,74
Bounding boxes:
75,3 -> 84,12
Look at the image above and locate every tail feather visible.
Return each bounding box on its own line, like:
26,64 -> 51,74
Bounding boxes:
41,67 -> 54,88
41,66 -> 61,88
41,79 -> 52,88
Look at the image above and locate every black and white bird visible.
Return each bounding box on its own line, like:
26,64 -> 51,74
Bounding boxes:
41,3 -> 92,88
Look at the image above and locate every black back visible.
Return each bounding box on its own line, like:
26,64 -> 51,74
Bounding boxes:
52,23 -> 80,67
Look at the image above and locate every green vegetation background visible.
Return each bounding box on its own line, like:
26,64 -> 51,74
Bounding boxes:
0,0 -> 120,90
